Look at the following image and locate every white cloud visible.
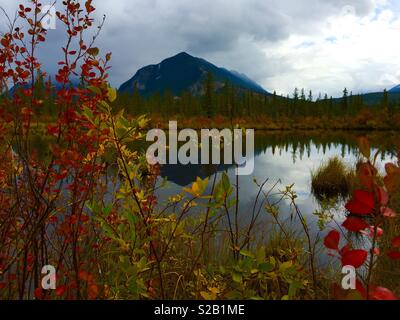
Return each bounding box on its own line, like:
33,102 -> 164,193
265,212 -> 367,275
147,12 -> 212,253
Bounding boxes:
263,2 -> 400,96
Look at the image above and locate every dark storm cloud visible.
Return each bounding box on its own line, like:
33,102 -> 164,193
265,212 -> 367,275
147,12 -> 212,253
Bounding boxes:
0,0 -> 385,93
91,0 -> 379,87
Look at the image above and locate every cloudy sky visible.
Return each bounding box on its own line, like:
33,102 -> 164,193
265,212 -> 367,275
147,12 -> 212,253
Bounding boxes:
1,0 -> 400,97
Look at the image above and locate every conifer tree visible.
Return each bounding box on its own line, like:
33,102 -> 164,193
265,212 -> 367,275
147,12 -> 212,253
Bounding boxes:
342,88 -> 349,113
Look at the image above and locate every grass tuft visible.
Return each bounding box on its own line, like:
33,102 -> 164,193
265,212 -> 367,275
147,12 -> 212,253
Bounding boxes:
311,157 -> 355,201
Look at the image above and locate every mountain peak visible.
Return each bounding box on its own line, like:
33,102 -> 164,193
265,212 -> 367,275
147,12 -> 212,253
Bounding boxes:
119,53 -> 268,96
172,51 -> 193,58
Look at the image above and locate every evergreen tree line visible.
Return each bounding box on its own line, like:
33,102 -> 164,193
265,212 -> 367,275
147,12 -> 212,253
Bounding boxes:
115,73 -> 400,120
2,72 -> 400,120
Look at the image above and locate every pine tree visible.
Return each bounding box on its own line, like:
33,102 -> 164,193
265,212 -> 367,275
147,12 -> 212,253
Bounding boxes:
342,88 -> 348,114
292,88 -> 299,116
300,88 -> 306,101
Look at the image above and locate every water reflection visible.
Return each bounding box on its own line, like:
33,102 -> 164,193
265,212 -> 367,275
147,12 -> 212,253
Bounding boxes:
157,130 -> 398,232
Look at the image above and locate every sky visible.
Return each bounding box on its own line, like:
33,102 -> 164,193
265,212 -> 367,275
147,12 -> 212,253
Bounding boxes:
1,0 -> 400,97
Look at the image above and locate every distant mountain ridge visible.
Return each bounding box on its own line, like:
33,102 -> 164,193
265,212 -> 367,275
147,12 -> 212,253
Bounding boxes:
346,85 -> 400,105
118,52 -> 268,97
389,85 -> 400,93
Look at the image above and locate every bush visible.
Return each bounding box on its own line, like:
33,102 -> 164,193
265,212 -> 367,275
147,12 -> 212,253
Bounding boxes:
311,157 -> 354,201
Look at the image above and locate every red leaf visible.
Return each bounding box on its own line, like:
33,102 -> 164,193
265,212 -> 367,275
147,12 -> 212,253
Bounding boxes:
34,287 -> 43,300
55,285 -> 66,296
88,283 -> 99,300
324,230 -> 340,250
340,244 -> 350,256
345,190 -> 375,215
55,170 -> 68,181
342,217 -> 369,232
371,287 -> 397,300
47,124 -> 59,137
78,270 -> 93,282
387,251 -> 400,260
392,236 -> 400,248
78,270 -> 89,281
341,250 -> 368,269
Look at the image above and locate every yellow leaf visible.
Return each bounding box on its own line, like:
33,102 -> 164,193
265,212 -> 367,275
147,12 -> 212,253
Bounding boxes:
107,87 -> 117,103
184,177 -> 209,196
279,260 -> 293,272
87,47 -> 99,56
208,287 -> 220,295
200,291 -> 214,300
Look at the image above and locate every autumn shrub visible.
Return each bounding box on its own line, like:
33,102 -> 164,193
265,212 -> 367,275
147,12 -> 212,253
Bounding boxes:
322,138 -> 399,300
0,0 -> 113,299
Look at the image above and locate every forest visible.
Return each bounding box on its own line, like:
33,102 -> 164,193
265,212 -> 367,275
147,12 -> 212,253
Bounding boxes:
4,69 -> 399,130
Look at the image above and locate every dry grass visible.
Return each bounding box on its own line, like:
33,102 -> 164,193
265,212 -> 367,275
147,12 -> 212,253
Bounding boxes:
311,157 -> 355,201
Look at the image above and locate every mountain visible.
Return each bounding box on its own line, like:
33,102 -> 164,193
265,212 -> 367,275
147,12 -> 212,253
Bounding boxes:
356,85 -> 400,105
359,92 -> 400,106
389,85 -> 400,93
118,52 -> 268,97
330,91 -> 400,106
328,84 -> 400,106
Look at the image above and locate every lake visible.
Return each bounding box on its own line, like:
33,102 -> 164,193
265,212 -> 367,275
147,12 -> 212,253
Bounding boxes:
154,130 -> 398,249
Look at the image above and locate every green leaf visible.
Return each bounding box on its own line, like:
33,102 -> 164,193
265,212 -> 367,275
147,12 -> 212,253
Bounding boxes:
232,272 -> 242,283
288,281 -> 301,298
101,224 -> 117,240
98,100 -> 111,113
126,211 -> 137,225
103,204 -> 113,216
222,172 -> 232,195
88,85 -> 102,95
258,262 -> 274,273
256,247 -> 266,264
240,250 -> 254,259
82,106 -> 94,121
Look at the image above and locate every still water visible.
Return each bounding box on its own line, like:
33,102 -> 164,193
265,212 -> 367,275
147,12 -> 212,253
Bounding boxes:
155,131 -> 398,242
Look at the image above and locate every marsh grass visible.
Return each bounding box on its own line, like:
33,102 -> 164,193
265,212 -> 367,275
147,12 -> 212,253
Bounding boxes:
311,157 -> 355,201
